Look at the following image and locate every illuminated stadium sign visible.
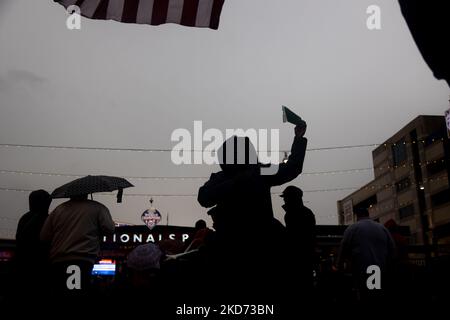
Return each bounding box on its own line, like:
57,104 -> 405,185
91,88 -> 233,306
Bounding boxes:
102,225 -> 194,246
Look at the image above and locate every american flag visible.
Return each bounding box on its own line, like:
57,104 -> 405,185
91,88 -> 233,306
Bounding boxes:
55,0 -> 226,29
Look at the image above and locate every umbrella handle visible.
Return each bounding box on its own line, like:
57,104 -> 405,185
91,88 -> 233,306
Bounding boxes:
117,188 -> 123,203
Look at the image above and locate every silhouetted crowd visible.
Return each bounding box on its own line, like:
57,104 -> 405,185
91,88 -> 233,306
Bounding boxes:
8,126 -> 445,315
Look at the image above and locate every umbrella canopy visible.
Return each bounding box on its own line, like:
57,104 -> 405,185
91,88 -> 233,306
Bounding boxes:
51,175 -> 133,202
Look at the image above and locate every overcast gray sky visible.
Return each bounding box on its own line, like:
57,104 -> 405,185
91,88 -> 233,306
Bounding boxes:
0,0 -> 448,239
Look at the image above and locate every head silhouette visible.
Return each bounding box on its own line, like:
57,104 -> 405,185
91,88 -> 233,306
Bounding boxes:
354,207 -> 369,220
195,219 -> 207,230
217,136 -> 259,175
29,190 -> 51,213
280,186 -> 303,206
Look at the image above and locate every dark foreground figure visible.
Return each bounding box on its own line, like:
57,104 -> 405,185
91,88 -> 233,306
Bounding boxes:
281,186 -> 316,293
196,125 -> 308,306
14,190 -> 52,300
399,0 -> 450,86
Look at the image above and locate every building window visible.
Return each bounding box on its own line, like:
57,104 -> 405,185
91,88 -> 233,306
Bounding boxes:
399,204 -> 415,220
396,177 -> 411,193
431,188 -> 450,207
426,158 -> 446,177
392,138 -> 407,166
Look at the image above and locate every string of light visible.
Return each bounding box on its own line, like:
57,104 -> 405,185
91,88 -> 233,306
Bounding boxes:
345,198 -> 422,215
0,137 -> 446,153
0,174 -> 447,198
0,167 -> 374,180
374,159 -> 447,171
0,172 -> 447,197
0,157 -> 446,180
0,142 -> 381,153
0,186 -> 359,196
336,175 -> 448,203
355,174 -> 448,192
368,200 -> 417,213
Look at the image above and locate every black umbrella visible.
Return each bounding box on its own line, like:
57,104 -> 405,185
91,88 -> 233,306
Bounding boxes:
51,175 -> 134,203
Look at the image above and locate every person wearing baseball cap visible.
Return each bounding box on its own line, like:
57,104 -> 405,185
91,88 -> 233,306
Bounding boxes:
280,185 -> 316,295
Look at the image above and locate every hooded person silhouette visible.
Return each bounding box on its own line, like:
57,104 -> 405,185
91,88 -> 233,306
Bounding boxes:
197,125 -> 307,299
14,190 -> 52,302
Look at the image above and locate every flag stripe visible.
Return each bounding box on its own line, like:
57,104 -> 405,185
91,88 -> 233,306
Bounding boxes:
209,0 -> 224,29
152,0 -> 169,25
122,0 -> 140,22
181,0 -> 199,27
75,0 -> 86,7
80,0 -> 102,17
106,0 -> 125,20
55,0 -> 224,29
166,0 -> 184,24
195,0 -> 214,27
93,0 -> 109,19
136,0 -> 155,24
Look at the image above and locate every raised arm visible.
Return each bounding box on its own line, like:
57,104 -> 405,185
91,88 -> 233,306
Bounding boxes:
264,125 -> 308,186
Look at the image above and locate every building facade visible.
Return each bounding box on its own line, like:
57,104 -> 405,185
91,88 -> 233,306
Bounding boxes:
338,115 -> 450,245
